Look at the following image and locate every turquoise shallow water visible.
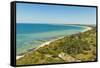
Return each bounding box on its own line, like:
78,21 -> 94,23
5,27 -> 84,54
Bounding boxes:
16,24 -> 85,55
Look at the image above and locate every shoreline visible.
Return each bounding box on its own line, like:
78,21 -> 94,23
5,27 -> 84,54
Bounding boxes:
34,26 -> 92,50
81,26 -> 92,32
16,25 -> 92,60
16,55 -> 25,60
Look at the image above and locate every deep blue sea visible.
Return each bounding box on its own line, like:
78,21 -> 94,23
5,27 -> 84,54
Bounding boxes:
16,23 -> 85,55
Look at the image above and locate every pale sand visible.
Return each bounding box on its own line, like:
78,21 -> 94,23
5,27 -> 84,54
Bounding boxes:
35,26 -> 92,50
81,26 -> 92,32
16,55 -> 25,60
16,26 -> 92,60
16,37 -> 64,60
34,36 -> 64,50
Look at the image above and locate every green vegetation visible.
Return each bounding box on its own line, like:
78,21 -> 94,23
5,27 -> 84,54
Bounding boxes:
16,26 -> 97,65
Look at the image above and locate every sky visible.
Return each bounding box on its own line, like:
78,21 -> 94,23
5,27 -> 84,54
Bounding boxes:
16,3 -> 96,24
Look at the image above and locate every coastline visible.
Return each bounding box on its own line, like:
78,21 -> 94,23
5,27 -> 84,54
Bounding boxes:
16,55 -> 25,59
16,25 -> 92,60
34,26 -> 92,50
81,26 -> 92,32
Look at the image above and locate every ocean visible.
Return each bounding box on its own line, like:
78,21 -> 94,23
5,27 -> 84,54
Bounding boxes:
16,23 -> 85,55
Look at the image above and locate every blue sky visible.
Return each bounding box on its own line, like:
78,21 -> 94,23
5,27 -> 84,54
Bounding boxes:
16,3 -> 96,24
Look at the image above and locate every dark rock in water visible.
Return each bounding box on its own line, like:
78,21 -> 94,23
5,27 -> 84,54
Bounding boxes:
18,52 -> 26,56
37,40 -> 46,42
27,48 -> 35,52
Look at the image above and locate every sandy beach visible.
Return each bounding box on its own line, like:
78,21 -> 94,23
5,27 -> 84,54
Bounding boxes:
81,26 -> 92,32
34,26 -> 92,49
16,55 -> 25,60
16,36 -> 64,60
16,26 -> 92,60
